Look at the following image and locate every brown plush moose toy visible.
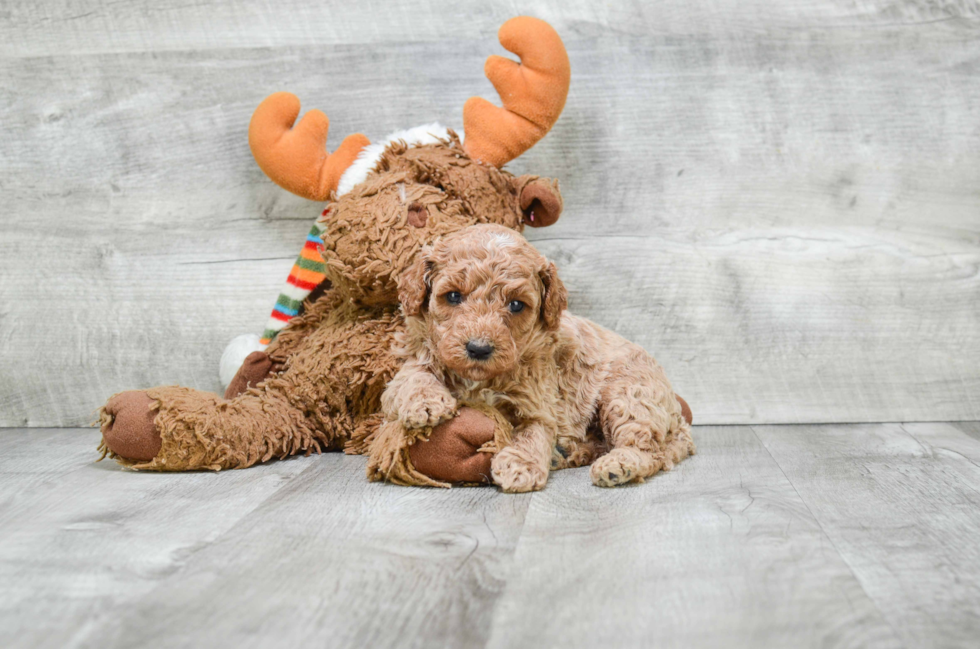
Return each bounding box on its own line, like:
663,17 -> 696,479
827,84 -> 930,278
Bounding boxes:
98,17 -> 692,486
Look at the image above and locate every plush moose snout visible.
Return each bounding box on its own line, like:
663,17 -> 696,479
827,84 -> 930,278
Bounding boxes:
517,176 -> 563,228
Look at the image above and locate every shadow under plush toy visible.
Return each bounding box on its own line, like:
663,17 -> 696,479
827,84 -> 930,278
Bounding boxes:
98,17 -> 692,486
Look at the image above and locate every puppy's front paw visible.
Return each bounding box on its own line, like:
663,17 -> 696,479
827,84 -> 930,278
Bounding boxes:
491,447 -> 548,493
400,391 -> 457,429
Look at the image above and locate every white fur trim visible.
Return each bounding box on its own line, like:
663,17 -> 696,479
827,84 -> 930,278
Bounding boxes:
219,334 -> 267,389
336,123 -> 453,196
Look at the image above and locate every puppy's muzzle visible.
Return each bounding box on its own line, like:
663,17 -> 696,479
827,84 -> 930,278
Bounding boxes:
465,339 -> 494,361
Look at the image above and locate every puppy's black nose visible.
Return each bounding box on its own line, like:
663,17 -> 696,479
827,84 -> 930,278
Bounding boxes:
465,340 -> 494,361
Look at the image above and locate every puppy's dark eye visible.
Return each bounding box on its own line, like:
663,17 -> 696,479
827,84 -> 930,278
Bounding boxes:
445,291 -> 463,305
508,300 -> 526,313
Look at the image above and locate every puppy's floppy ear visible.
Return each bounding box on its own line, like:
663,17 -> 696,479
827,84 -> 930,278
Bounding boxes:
539,261 -> 567,331
515,176 -> 563,228
399,249 -> 433,317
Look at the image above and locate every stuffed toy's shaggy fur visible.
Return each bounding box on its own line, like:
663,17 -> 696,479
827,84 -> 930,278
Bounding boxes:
377,225 -> 695,491
96,17 -> 692,486
96,16 -> 575,485
99,134 -> 566,478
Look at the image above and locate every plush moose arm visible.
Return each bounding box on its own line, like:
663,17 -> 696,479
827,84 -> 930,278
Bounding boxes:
366,363 -> 517,487
223,287 -> 339,399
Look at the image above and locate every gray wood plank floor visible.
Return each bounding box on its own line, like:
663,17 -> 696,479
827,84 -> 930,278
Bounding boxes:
3,423 -> 979,649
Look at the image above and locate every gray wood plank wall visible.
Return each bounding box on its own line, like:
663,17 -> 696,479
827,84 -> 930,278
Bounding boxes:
1,1 -> 978,426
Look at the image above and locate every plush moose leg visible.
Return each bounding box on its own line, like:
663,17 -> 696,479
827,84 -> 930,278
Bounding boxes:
100,388 -> 503,480
407,408 -> 497,483
100,391 -> 162,461
222,290 -> 341,400
102,367 -> 502,479
366,402 -> 511,487
100,293 -> 349,469
100,382 -> 329,471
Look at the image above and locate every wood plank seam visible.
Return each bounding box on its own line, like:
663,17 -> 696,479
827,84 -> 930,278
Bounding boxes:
748,424 -> 905,644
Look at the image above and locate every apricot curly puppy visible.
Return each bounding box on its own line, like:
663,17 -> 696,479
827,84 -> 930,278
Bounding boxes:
382,224 -> 695,492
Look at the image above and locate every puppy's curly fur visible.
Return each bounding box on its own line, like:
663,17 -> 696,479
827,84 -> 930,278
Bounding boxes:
383,224 -> 695,492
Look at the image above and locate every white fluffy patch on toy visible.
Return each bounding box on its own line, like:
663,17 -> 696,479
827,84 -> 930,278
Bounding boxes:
337,123 -> 453,196
220,333 -> 267,389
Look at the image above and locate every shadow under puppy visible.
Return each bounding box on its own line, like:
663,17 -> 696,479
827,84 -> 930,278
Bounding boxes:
379,224 -> 695,492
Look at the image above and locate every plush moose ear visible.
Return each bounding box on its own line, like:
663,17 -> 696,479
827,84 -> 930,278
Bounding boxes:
398,251 -> 433,317
539,261 -> 567,331
517,176 -> 563,228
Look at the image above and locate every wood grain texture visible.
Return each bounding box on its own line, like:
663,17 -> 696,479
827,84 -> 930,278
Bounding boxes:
70,441 -> 533,649
486,425 -> 901,649
753,422 -> 980,648
4,0 -> 980,57
6,423 -> 980,647
0,428 -> 313,649
1,1 -> 979,425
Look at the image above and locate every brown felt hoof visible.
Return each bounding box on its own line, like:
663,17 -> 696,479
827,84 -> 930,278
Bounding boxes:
224,351 -> 276,399
675,394 -> 693,426
101,391 -> 162,461
408,407 -> 496,484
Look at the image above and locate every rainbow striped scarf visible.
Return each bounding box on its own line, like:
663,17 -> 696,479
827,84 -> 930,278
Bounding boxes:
259,206 -> 331,345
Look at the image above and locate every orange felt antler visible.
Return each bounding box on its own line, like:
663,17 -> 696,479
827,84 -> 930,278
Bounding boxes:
463,17 -> 570,168
248,92 -> 370,201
